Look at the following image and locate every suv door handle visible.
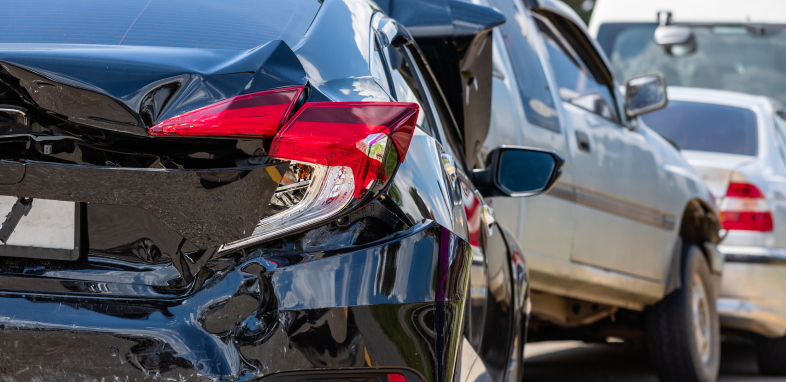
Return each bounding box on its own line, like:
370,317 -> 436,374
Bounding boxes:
576,131 -> 591,152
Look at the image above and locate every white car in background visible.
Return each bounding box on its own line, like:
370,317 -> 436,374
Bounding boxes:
639,87 -> 786,376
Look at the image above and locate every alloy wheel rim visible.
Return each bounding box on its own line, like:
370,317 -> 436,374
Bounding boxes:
691,273 -> 712,364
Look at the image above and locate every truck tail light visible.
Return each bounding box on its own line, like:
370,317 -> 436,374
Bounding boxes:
720,182 -> 773,232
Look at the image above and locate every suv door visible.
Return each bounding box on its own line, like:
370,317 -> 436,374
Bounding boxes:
533,12 -> 670,281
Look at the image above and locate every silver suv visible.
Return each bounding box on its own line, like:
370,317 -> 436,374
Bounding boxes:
479,0 -> 722,381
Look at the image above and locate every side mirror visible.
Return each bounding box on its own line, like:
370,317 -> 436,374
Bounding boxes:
654,12 -> 696,56
472,146 -> 564,197
624,73 -> 668,118
654,25 -> 697,56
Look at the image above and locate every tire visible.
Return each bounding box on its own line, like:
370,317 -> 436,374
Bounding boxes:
756,335 -> 786,375
647,244 -> 720,382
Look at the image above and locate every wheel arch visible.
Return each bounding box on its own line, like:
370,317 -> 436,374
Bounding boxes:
664,198 -> 722,295
679,198 -> 721,248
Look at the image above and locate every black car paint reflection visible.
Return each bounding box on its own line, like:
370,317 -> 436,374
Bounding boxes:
0,222 -> 470,382
0,0 -> 528,381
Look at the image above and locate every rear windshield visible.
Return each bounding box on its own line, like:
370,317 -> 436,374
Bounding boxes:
640,100 -> 758,156
0,0 -> 321,50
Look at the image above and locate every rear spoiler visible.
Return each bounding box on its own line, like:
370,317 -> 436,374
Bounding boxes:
377,0 -> 505,169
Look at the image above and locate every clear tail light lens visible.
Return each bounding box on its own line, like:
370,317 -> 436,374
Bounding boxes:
221,101 -> 419,251
720,182 -> 773,232
269,102 -> 418,197
148,86 -> 304,137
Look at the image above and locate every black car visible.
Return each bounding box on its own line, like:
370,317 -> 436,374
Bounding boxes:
0,1 -> 562,381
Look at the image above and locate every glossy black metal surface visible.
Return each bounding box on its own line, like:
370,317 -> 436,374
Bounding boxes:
379,0 -> 504,169
0,221 -> 470,382
498,224 -> 530,382
293,0 -> 390,103
0,40 -> 307,131
0,1 -> 529,381
0,38 -> 307,255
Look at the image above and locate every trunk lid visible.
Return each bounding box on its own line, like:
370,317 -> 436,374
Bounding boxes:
0,41 -> 308,293
681,150 -> 756,199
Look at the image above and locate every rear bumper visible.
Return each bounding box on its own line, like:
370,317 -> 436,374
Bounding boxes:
0,221 -> 471,381
717,245 -> 786,338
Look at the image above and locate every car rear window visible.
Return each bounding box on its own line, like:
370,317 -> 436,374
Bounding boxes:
0,0 -> 321,50
640,100 -> 758,156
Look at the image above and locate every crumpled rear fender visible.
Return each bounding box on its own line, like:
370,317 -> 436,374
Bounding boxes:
0,220 -> 471,382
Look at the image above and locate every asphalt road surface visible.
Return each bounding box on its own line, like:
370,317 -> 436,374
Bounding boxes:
523,341 -> 785,382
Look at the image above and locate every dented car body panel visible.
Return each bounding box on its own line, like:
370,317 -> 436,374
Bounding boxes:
0,0 -> 531,381
0,221 -> 469,381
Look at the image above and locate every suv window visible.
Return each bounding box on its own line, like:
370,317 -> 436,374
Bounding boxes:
0,0 -> 321,50
488,0 -> 560,132
640,100 -> 758,156
535,15 -> 619,123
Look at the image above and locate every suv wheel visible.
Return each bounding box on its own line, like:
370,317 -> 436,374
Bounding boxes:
647,244 -> 720,382
756,335 -> 786,375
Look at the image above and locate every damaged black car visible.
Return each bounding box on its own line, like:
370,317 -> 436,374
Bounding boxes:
0,0 -> 563,381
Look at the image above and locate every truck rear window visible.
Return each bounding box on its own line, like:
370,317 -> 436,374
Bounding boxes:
0,0 -> 321,50
640,100 -> 758,156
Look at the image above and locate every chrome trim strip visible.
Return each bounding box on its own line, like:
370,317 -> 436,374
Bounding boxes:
547,182 -> 676,230
276,180 -> 311,193
547,181 -> 575,202
724,254 -> 786,265
0,106 -> 28,125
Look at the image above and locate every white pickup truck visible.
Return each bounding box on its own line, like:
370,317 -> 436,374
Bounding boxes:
479,0 -> 723,381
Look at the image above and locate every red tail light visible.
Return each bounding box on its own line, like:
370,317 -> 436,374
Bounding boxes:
725,182 -> 765,198
158,94 -> 422,250
269,102 -> 419,198
720,182 -> 773,232
387,374 -> 407,382
148,86 -> 304,137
